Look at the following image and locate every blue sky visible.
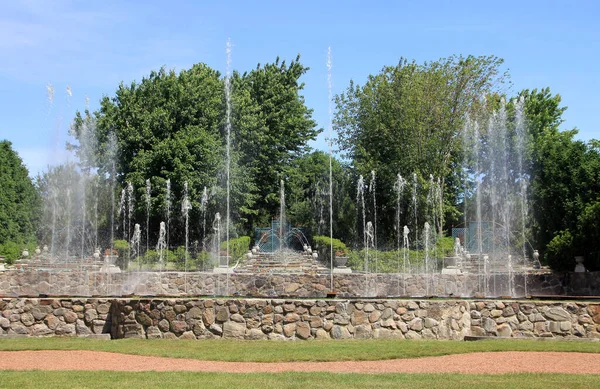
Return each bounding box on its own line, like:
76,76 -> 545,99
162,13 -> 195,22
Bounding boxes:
1,0 -> 598,176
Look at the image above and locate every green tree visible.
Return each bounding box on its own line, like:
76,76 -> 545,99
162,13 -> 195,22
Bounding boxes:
333,55 -> 507,244
0,140 -> 40,250
524,88 -> 600,270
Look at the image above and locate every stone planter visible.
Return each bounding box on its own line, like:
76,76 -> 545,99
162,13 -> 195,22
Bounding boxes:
334,256 -> 348,268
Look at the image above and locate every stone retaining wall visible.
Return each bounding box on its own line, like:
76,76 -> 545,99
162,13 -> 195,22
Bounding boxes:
0,298 -> 110,337
2,297 -> 600,340
3,270 -> 595,298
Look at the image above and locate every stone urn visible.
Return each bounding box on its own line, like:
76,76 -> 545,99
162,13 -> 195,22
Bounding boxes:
312,252 -> 318,259
334,256 -> 348,268
575,256 -> 586,273
21,249 -> 29,258
246,251 -> 253,259
35,246 -> 41,255
219,255 -> 230,267
43,245 -> 49,252
93,248 -> 101,259
444,256 -> 458,267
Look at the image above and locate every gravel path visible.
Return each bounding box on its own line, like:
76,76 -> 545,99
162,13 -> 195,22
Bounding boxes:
1,351 -> 600,374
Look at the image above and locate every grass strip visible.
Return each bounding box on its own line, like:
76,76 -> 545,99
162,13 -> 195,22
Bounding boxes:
0,337 -> 599,362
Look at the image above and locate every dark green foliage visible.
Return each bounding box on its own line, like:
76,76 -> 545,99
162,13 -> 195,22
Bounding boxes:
0,141 -> 40,251
524,88 -> 600,270
334,56 -> 507,244
312,235 -> 348,263
112,240 -> 129,269
220,236 -> 251,262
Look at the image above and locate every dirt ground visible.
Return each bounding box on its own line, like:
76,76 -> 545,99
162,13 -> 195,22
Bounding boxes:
1,350 -> 600,374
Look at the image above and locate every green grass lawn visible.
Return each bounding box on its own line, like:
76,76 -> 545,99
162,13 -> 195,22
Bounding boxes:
0,371 -> 598,389
1,338 -> 599,388
0,337 -> 599,362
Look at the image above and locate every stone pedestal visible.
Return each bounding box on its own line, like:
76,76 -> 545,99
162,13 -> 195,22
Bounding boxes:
575,256 -> 586,273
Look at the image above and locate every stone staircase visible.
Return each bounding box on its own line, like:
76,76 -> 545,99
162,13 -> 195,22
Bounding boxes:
233,251 -> 329,274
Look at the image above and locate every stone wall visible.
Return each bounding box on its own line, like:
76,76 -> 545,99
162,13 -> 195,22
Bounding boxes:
469,300 -> 600,339
3,269 -> 596,298
0,298 -> 110,337
3,297 -> 600,340
111,298 -> 471,340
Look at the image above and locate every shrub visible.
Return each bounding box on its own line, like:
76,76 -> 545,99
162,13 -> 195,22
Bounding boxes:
313,236 -> 348,264
113,240 -> 129,270
545,229 -> 575,272
220,236 -> 251,263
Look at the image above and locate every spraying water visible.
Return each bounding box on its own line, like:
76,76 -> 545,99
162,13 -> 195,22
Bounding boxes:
224,38 -> 233,294
327,46 -> 334,291
146,179 -> 151,256
356,175 -> 366,270
119,188 -> 126,240
424,222 -> 430,295
403,225 -> 410,295
412,173 -> 418,248
156,221 -> 167,271
279,179 -> 286,249
131,223 -> 141,270
182,181 -> 192,292
370,170 -> 377,272
394,174 -> 407,271
200,186 -> 208,251
165,179 -> 171,253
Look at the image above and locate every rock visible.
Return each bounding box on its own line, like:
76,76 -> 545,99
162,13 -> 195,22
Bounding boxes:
158,319 -> 170,332
10,323 -> 28,335
230,313 -> 245,323
44,314 -> 60,330
84,310 -> 98,323
146,326 -> 163,339
424,318 -> 438,328
31,323 -> 52,336
351,311 -> 368,326
363,304 -> 375,312
315,328 -> 330,340
405,330 -> 422,339
135,312 -> 152,327
215,307 -> 229,322
96,304 -> 110,315
56,323 -> 76,335
20,312 -> 35,326
163,332 -> 178,340
330,325 -> 351,339
309,316 -> 323,328
246,328 -> 266,340
483,317 -> 496,333
368,310 -> 382,323
490,309 -> 503,318
180,331 -> 196,340
497,324 -> 512,337
76,320 -> 92,335
333,314 -> 349,325
296,322 -> 311,339
0,317 -> 9,329
186,307 -> 202,320
209,323 -> 223,336
283,323 -> 296,337
171,320 -> 187,334
544,308 -> 571,322
354,325 -> 372,339
64,311 -> 78,324
284,283 -> 301,293
381,308 -> 394,320
31,306 -> 51,320
202,309 -> 215,326
174,305 -> 187,314
223,322 -> 246,339
284,313 -> 300,323
408,318 -> 423,331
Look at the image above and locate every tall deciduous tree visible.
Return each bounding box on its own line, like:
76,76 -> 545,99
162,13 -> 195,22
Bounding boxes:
0,141 -> 40,246
333,55 -> 507,244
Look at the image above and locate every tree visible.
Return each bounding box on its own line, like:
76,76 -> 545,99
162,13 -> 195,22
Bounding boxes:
0,141 -> 40,247
69,57 -> 319,247
333,55 -> 507,245
234,56 -> 320,230
524,88 -> 600,270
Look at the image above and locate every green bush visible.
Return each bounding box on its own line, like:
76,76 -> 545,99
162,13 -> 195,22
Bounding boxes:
545,230 -> 575,272
0,241 -> 37,264
220,236 -> 251,263
312,236 -> 348,264
113,240 -> 129,270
